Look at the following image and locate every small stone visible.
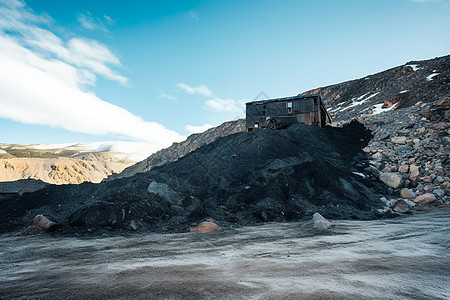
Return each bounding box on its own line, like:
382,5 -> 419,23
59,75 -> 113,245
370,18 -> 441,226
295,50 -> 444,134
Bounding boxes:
363,147 -> 371,153
434,122 -> 447,130
433,189 -> 445,198
398,165 -> 409,173
409,165 -> 419,173
425,152 -> 436,157
312,213 -> 331,230
391,136 -> 407,144
372,152 -> 382,160
129,220 -> 139,231
410,170 -> 420,181
397,130 -> 410,136
414,193 -> 436,203
421,176 -> 432,183
379,172 -> 404,189
380,197 -> 387,203
32,215 -> 56,231
400,188 -> 416,198
190,219 -> 222,233
436,176 -> 444,183
392,199 -> 411,214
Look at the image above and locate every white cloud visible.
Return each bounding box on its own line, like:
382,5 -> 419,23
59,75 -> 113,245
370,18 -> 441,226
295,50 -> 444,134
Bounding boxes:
185,123 -> 214,134
187,10 -> 199,20
176,83 -> 213,97
158,93 -> 177,100
0,0 -> 184,149
204,97 -> 242,113
77,12 -> 115,32
103,15 -> 115,25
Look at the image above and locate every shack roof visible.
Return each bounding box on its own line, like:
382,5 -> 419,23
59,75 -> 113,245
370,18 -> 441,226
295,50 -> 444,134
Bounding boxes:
245,94 -> 321,105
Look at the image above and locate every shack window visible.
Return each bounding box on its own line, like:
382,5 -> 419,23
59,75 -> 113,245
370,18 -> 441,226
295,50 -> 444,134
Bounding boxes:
254,122 -> 259,128
287,102 -> 293,113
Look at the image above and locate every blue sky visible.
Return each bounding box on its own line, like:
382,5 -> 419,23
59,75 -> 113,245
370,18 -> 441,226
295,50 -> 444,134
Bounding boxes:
0,0 -> 449,149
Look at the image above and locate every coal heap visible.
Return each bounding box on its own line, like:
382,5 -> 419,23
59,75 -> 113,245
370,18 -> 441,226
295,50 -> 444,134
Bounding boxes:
1,121 -> 387,234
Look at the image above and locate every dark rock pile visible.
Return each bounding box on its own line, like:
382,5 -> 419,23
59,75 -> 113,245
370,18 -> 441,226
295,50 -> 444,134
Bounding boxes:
105,119 -> 246,181
0,121 -> 388,234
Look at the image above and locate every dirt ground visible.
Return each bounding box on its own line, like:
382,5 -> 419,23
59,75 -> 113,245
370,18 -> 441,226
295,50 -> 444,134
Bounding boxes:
1,211 -> 449,300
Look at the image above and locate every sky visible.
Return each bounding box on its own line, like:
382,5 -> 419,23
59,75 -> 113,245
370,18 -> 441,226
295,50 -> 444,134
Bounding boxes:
0,0 -> 449,151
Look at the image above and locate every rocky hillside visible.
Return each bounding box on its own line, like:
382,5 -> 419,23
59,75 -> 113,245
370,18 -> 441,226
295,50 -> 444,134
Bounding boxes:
301,55 -> 449,123
106,56 -> 449,183
105,119 -> 246,181
0,142 -> 158,186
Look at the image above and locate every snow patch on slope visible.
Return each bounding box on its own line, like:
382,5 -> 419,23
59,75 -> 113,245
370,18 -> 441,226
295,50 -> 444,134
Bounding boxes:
371,103 -> 398,115
340,92 -> 380,112
406,64 -> 420,71
426,73 -> 439,81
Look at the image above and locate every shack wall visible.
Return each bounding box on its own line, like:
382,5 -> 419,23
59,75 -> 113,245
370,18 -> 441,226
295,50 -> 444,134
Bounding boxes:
245,95 -> 327,131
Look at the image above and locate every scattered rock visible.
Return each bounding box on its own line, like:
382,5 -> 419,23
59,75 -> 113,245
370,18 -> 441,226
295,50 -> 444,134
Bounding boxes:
398,165 -> 409,173
190,219 -> 222,233
147,181 -> 182,205
421,176 -> 432,183
32,215 -> 56,231
400,188 -> 416,198
432,189 -> 445,198
129,220 -> 139,231
379,172 -> 404,189
414,193 -> 436,203
391,136 -> 407,144
410,170 -> 420,181
392,199 -> 411,214
409,165 -> 419,173
312,213 -> 331,230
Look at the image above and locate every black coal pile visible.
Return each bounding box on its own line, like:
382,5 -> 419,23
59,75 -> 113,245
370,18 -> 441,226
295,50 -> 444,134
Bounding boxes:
1,121 -> 388,235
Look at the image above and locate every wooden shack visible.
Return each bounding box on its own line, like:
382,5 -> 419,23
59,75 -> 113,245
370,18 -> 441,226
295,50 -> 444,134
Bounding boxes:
245,94 -> 331,131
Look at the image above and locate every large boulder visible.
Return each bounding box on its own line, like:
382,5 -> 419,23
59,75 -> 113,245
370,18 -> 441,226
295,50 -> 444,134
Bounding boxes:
147,181 -> 182,205
379,172 -> 404,189
312,213 -> 331,230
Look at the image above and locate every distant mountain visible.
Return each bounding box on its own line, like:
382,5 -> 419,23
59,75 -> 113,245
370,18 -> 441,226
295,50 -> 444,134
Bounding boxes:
0,142 -> 159,185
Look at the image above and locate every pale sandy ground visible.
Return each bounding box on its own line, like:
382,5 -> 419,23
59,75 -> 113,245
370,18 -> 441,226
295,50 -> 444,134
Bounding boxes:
0,211 -> 449,300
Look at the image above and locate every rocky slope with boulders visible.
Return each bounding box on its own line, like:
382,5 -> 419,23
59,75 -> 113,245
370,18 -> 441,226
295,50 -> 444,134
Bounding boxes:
302,55 -> 450,214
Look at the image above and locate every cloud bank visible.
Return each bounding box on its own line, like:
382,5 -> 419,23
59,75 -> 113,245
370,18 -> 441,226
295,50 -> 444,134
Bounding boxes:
0,0 -> 184,148
176,83 -> 213,97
